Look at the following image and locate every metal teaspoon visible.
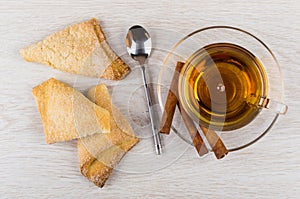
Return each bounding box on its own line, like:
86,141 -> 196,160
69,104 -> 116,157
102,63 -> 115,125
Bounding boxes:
126,25 -> 162,155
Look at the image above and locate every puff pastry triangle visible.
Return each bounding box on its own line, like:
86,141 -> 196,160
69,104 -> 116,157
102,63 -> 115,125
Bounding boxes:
21,18 -> 130,80
32,78 -> 110,144
78,84 -> 139,188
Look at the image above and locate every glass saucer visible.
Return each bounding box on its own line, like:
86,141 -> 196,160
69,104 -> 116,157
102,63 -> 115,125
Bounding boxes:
157,26 -> 287,152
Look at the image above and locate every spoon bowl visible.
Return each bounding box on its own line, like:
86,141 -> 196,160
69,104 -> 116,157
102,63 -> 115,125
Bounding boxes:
126,25 -> 152,61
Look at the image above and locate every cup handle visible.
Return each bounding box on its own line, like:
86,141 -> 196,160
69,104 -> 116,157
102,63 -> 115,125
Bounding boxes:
259,97 -> 288,115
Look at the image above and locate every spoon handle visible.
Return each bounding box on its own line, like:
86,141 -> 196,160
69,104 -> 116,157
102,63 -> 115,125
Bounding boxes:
141,65 -> 162,155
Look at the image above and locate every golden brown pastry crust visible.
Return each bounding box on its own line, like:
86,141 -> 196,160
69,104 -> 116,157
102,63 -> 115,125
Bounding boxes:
20,18 -> 130,80
100,58 -> 131,80
78,84 -> 139,188
32,78 -> 110,144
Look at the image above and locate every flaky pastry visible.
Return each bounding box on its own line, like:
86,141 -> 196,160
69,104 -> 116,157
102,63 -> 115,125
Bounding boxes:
78,84 -> 139,188
32,78 -> 110,144
21,18 -> 130,80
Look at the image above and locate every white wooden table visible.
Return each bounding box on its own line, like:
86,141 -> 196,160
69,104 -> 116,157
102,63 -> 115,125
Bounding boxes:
0,0 -> 299,198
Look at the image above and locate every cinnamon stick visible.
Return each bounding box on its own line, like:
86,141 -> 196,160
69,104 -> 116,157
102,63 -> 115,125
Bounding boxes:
177,102 -> 208,156
199,126 -> 228,159
159,62 -> 185,134
159,61 -> 227,159
159,61 -> 208,156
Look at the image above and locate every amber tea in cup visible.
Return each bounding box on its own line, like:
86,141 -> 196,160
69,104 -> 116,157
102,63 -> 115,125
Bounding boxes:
181,43 -> 268,131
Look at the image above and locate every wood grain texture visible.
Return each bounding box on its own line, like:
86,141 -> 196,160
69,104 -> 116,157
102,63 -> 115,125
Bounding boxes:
0,0 -> 299,198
